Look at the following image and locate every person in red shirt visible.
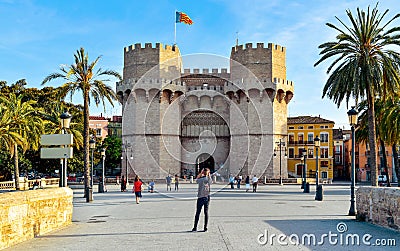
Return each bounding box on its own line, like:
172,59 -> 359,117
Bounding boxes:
133,175 -> 143,204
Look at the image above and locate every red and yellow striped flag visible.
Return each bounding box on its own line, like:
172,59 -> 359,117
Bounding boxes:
176,11 -> 193,25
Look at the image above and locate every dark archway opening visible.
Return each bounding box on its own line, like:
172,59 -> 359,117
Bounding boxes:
196,154 -> 215,176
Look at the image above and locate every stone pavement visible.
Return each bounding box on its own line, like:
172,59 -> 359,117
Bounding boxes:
6,183 -> 399,251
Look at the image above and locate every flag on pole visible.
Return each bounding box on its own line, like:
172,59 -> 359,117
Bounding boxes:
176,11 -> 193,25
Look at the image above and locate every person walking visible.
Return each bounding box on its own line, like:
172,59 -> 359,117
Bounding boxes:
166,174 -> 172,191
174,174 -> 179,191
192,168 -> 212,232
121,175 -> 127,192
245,175 -> 250,192
133,175 -> 143,204
252,175 -> 259,192
229,174 -> 235,189
237,175 -> 242,189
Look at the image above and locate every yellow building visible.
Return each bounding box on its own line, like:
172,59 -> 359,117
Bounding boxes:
287,116 -> 335,182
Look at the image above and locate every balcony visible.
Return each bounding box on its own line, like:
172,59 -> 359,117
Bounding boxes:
288,140 -> 316,146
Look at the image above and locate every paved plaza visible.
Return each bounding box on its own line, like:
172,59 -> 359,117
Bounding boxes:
6,183 -> 399,251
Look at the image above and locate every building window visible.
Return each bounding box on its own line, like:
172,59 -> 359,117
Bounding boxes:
298,134 -> 304,144
320,133 -> 328,143
298,126 -> 303,129
308,133 -> 314,142
308,148 -> 314,158
289,134 -> 294,143
96,128 -> 102,137
335,155 -> 341,164
299,148 -> 306,157
308,126 -> 313,129
335,145 -> 341,154
289,126 -> 294,129
321,161 -> 329,167
320,147 -> 329,158
321,171 -> 328,178
288,148 -> 294,158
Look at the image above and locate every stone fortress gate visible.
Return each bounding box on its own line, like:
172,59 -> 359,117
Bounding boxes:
116,42 -> 294,180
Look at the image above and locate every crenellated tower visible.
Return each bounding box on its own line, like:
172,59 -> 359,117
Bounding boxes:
117,43 -> 184,180
230,42 -> 294,179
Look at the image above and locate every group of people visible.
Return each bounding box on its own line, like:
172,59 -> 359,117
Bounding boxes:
122,170 -> 259,233
229,174 -> 259,192
166,174 -> 180,191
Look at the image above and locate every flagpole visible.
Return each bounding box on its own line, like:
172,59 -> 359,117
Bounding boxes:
174,10 -> 177,45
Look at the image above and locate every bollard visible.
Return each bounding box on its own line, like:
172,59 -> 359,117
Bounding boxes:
190,175 -> 193,183
315,185 -> 323,201
304,182 -> 310,193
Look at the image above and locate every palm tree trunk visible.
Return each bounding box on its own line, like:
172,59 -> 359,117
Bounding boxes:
83,89 -> 91,201
14,144 -> 20,190
380,140 -> 391,187
392,144 -> 400,187
367,94 -> 378,187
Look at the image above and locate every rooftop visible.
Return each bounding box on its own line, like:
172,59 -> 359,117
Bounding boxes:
287,116 -> 334,125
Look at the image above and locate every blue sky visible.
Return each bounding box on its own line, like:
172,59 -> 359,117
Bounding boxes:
1,0 -> 400,128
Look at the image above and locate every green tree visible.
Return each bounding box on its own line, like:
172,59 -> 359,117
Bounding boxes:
102,135 -> 122,176
381,98 -> 400,186
314,4 -> 400,186
356,100 -> 392,186
0,93 -> 44,190
42,48 -> 121,200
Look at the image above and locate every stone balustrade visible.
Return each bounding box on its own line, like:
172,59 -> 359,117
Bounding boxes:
0,187 -> 73,249
356,187 -> 400,231
0,178 -> 60,190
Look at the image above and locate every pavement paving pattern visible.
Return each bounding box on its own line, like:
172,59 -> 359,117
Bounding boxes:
6,183 -> 400,251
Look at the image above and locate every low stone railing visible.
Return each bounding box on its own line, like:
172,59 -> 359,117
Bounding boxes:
0,178 -> 60,190
0,187 -> 73,249
356,187 -> 400,231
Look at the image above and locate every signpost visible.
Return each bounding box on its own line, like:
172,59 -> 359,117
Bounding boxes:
40,134 -> 73,187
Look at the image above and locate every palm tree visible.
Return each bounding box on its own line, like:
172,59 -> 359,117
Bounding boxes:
314,4 -> 400,186
42,48 -> 121,201
0,93 -> 44,190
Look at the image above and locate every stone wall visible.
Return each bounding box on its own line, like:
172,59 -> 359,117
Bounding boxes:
356,187 -> 400,231
0,188 -> 73,250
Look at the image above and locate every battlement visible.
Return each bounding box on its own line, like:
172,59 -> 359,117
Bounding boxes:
232,42 -> 286,53
273,77 -> 294,86
182,68 -> 229,75
124,43 -> 179,53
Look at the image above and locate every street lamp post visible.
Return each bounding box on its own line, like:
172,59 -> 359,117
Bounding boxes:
60,111 -> 72,187
348,106 -> 358,216
274,139 -> 286,185
89,138 -> 96,196
122,143 -> 132,185
314,136 -> 323,201
301,148 -> 307,190
99,148 -> 106,193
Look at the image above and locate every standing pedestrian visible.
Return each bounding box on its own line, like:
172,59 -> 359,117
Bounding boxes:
237,174 -> 242,189
166,174 -> 172,191
174,174 -> 180,191
252,175 -> 259,192
229,174 -> 235,189
245,175 -> 250,192
121,175 -> 127,192
192,168 -> 212,232
133,175 -> 143,204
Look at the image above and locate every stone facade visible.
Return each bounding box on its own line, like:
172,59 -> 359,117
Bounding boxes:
117,42 -> 294,180
356,187 -> 400,231
0,188 -> 73,249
